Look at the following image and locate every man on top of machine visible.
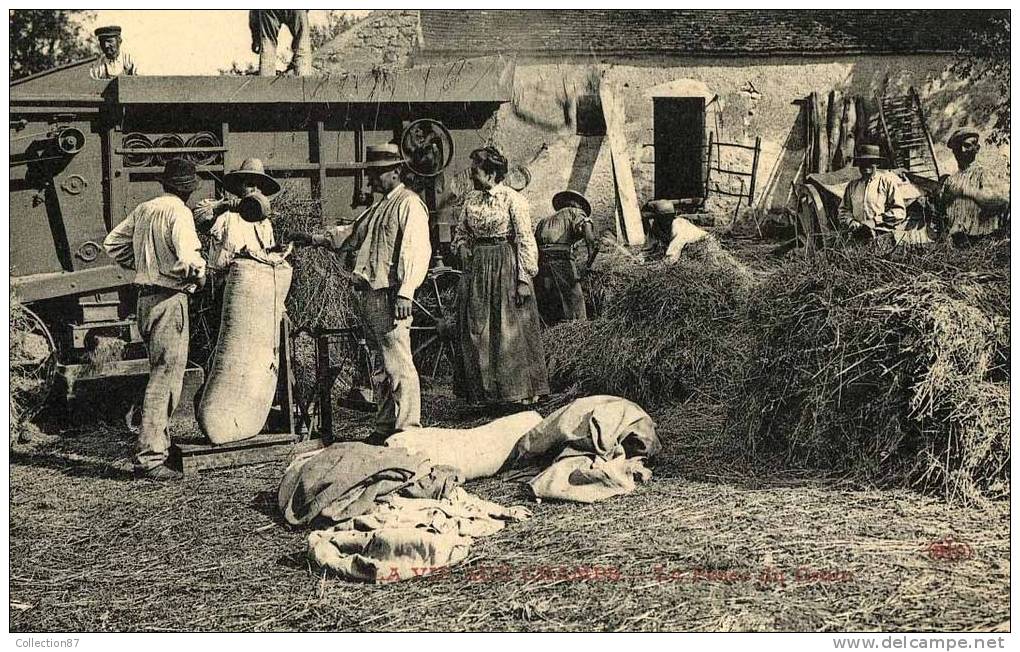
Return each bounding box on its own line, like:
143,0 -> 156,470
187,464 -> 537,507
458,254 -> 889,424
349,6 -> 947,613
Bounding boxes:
102,158 -> 206,480
89,25 -> 137,80
290,143 -> 432,445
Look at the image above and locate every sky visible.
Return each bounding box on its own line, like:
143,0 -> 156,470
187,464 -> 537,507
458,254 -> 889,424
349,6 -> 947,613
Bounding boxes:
76,10 -> 370,75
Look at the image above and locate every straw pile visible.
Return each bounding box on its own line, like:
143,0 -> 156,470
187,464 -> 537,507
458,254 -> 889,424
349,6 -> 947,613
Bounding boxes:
732,242 -> 1010,503
546,237 -> 1009,501
8,400 -> 1010,632
545,235 -> 755,407
271,188 -> 357,333
269,189 -> 360,410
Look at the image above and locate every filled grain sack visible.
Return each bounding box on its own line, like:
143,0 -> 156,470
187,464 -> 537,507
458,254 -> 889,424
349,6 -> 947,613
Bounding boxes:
386,411 -> 543,480
198,258 -> 292,444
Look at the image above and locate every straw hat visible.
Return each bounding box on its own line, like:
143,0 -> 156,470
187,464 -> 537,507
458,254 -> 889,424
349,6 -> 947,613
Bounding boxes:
946,129 -> 980,151
224,158 -> 280,197
552,189 -> 592,217
852,144 -> 885,165
363,143 -> 408,168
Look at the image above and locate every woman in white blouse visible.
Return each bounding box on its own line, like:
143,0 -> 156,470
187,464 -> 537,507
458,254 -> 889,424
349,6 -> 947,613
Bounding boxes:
452,146 -> 550,406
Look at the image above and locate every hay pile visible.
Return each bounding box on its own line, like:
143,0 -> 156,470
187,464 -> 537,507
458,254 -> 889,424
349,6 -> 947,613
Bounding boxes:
547,237 -> 1009,501
10,292 -> 54,440
545,235 -> 755,407
732,242 -> 1009,502
271,188 -> 357,333
270,189 -> 360,409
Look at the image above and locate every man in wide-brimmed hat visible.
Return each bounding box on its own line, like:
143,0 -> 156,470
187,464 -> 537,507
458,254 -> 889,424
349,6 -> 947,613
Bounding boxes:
103,158 -> 206,480
940,129 -> 1009,244
534,189 -> 599,324
290,143 -> 432,443
836,144 -> 907,238
89,25 -> 136,80
199,159 -> 281,274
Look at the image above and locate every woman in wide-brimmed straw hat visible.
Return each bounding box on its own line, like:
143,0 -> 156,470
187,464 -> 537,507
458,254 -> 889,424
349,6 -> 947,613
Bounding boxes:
452,144 -> 550,407
533,189 -> 599,325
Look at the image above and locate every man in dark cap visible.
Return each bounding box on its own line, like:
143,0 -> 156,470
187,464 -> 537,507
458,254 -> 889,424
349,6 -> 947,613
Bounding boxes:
289,143 -> 432,444
836,144 -> 906,239
249,10 -> 311,77
89,25 -> 137,80
103,159 -> 206,480
940,129 -> 1009,245
534,189 -> 599,325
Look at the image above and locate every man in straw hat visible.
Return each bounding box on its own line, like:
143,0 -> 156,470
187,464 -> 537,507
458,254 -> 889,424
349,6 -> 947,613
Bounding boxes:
89,25 -> 136,80
290,143 -> 432,444
198,158 -> 281,275
534,189 -> 599,325
103,158 -> 206,480
836,143 -> 907,239
940,129 -> 1009,245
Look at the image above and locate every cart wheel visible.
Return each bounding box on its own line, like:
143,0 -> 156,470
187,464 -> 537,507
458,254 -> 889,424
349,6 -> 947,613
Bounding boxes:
10,305 -> 57,425
796,184 -> 832,251
411,265 -> 462,386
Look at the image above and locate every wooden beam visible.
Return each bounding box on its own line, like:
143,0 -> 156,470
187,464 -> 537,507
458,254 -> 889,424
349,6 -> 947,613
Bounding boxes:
599,85 -> 644,246
173,433 -> 319,476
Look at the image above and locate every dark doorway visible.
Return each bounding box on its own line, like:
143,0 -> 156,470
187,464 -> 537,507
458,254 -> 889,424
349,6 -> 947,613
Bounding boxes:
653,96 -> 706,199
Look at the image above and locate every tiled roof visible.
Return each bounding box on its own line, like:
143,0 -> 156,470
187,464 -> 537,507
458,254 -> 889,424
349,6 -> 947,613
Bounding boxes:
418,10 -> 1007,57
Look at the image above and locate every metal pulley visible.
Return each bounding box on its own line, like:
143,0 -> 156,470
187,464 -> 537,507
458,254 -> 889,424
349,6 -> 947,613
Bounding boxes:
52,126 -> 86,155
399,119 -> 454,178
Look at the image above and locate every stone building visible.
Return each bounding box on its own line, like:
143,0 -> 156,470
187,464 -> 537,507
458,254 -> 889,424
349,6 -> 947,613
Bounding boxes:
315,10 -> 1008,228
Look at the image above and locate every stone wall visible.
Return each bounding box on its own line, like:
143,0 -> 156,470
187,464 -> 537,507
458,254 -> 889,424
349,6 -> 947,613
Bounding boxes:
489,55 -> 1008,233
313,10 -> 420,73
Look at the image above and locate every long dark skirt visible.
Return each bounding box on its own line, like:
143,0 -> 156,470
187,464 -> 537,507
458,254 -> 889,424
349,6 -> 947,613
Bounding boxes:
458,241 -> 550,403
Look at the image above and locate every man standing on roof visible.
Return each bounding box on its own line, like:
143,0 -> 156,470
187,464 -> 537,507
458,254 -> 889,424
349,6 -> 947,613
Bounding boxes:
89,25 -> 136,80
103,159 -> 206,480
837,144 -> 907,240
250,10 -> 311,77
289,144 -> 432,445
940,129 -> 1010,246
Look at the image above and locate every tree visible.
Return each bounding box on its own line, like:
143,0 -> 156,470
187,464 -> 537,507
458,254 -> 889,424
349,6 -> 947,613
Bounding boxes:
10,10 -> 95,80
951,16 -> 1010,144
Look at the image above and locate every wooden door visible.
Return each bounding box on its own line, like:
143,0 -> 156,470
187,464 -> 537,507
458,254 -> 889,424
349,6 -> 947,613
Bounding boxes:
653,97 -> 706,199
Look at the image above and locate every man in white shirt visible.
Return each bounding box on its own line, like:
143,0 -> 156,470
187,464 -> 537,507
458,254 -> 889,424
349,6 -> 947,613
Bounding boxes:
837,144 -> 906,239
89,25 -> 137,80
103,158 -> 205,480
290,144 -> 432,443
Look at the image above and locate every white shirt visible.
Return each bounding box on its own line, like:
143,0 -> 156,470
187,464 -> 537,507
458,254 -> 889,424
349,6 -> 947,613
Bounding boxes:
89,52 -> 137,80
103,194 -> 205,292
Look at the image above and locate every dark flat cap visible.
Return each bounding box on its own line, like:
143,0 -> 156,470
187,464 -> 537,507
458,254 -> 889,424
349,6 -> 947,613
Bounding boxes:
947,129 -> 980,150
94,25 -> 122,38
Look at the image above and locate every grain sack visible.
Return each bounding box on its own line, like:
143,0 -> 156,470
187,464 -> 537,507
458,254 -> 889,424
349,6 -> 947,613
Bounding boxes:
386,411 -> 543,480
198,258 -> 292,444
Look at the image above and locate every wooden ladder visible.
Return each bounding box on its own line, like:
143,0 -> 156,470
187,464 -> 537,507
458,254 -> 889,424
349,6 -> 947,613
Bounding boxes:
877,87 -> 940,181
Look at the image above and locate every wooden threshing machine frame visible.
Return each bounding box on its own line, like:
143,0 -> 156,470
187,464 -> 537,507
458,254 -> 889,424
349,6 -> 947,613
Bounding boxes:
10,57 -> 515,472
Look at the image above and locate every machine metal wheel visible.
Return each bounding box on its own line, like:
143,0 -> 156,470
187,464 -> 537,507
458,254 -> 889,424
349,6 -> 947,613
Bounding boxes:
411,265 -> 462,387
10,304 -> 57,425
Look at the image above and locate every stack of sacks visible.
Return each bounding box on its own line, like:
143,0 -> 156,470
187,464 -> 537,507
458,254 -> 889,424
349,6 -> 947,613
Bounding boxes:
505,395 -> 662,503
386,411 -> 543,480
277,442 -> 463,525
278,439 -> 532,584
307,489 -> 531,583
